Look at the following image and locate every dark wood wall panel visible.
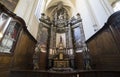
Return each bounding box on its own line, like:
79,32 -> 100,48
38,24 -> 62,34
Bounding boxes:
0,54 -> 12,77
86,11 -> 120,70
0,30 -> 36,77
12,30 -> 36,70
39,52 -> 47,70
75,52 -> 84,70
0,3 -> 37,77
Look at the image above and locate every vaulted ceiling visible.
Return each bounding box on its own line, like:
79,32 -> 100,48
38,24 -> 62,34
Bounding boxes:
44,0 -> 76,18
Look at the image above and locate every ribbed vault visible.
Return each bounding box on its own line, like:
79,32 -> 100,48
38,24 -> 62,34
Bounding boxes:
45,0 -> 75,19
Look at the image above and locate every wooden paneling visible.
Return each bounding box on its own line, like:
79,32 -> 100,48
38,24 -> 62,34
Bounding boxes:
0,54 -> 12,77
75,52 -> 84,70
86,11 -> 120,70
39,52 -> 47,70
11,30 -> 36,70
0,3 -> 37,77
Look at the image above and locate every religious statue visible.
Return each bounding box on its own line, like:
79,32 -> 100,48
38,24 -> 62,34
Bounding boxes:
57,36 -> 64,49
76,13 -> 82,20
83,48 -> 91,70
63,11 -> 68,19
40,13 -> 45,20
58,13 -> 64,20
33,44 -> 41,70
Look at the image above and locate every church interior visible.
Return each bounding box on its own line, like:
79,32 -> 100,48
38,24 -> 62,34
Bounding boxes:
0,0 -> 120,77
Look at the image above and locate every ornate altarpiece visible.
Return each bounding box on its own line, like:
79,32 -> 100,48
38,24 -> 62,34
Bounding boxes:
38,3 -> 86,71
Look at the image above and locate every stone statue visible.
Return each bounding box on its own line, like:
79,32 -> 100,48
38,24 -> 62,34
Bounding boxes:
41,13 -> 45,20
63,11 -> 67,19
83,48 -> 91,70
76,13 -> 82,20
33,44 -> 41,70
58,13 -> 64,19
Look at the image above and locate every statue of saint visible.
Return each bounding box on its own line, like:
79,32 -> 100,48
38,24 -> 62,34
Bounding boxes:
58,13 -> 64,19
76,13 -> 82,20
83,48 -> 91,70
33,44 -> 41,70
40,13 -> 45,20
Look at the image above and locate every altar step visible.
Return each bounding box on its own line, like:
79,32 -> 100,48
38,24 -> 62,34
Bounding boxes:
10,70 -> 120,77
49,67 -> 73,72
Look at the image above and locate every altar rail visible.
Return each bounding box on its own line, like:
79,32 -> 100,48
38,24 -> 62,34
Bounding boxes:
10,70 -> 120,77
86,11 -> 120,70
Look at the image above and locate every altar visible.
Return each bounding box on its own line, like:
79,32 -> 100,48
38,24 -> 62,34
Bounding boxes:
54,60 -> 69,68
48,36 -> 74,71
50,67 -> 73,72
53,51 -> 70,68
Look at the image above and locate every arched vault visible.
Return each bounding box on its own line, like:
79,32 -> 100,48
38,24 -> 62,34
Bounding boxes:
45,0 -> 75,18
